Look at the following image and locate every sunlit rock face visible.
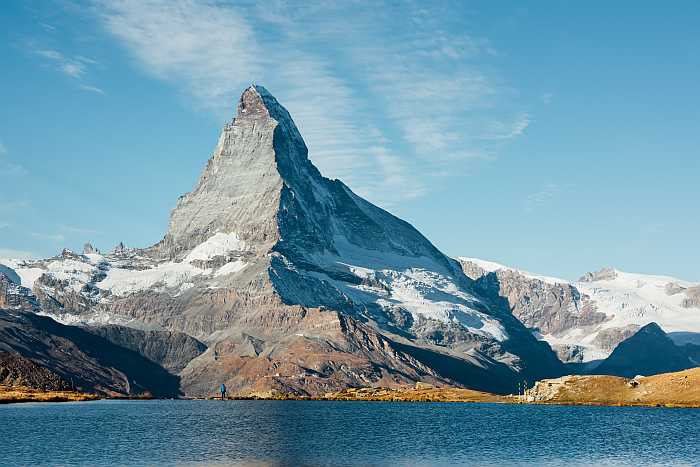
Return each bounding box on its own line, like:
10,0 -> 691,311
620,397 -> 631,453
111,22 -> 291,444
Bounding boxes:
2,85 -> 564,396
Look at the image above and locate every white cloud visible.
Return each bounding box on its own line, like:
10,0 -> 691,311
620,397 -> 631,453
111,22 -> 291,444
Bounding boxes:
91,0 -> 531,206
31,47 -> 103,94
524,183 -> 561,213
30,232 -> 66,243
0,141 -> 28,177
95,0 -> 259,111
479,114 -> 531,141
0,199 -> 30,211
79,84 -> 105,95
59,224 -> 102,235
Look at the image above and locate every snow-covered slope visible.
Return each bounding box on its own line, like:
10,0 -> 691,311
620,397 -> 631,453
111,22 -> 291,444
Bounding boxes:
458,258 -> 700,363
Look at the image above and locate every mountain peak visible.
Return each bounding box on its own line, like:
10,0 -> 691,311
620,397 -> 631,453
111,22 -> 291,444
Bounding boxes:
236,85 -> 270,121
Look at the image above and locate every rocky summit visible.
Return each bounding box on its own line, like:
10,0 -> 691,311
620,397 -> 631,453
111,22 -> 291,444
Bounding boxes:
1,85 -> 565,396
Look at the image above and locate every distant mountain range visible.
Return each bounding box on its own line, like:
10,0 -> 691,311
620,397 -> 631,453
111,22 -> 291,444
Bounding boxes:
1,86 -> 697,396
459,258 -> 700,366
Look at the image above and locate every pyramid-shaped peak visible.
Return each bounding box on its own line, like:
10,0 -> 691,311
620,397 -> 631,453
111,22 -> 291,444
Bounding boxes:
236,85 -> 269,120
235,84 -> 284,122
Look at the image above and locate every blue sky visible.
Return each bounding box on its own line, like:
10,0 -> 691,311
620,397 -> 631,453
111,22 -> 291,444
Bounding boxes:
1,1 -> 698,281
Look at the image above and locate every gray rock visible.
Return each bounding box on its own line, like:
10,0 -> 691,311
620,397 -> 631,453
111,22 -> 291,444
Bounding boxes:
578,267 -> 618,282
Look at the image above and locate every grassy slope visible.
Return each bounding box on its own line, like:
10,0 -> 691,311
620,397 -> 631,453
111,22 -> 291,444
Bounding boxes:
0,384 -> 99,404
527,367 -> 700,408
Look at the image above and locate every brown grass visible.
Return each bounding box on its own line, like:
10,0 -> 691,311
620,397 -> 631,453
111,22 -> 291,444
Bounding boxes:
525,367 -> 700,408
0,384 -> 100,404
321,385 -> 507,403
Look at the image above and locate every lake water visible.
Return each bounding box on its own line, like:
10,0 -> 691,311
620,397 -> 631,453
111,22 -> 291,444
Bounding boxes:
2,400 -> 699,466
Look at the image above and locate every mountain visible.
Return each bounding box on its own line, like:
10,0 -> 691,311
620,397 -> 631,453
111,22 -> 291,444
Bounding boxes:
0,85 -> 563,396
0,256 -> 202,396
0,309 -> 181,397
459,258 -> 700,364
595,323 -> 695,378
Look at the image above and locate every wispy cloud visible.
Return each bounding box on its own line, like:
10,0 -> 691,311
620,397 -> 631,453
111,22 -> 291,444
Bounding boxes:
541,92 -> 554,105
0,248 -> 36,260
524,183 -> 561,213
479,114 -> 531,141
0,141 -> 28,178
0,199 -> 30,211
30,232 -> 66,243
59,224 -> 102,236
30,46 -> 104,94
91,0 -> 531,206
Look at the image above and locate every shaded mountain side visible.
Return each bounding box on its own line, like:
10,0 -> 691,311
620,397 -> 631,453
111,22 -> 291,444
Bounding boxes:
86,325 -> 207,374
0,310 -> 180,396
683,343 -> 700,365
595,323 -> 695,378
0,351 -> 71,391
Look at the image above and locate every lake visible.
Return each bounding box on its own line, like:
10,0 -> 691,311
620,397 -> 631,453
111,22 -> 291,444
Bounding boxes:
2,400 -> 699,466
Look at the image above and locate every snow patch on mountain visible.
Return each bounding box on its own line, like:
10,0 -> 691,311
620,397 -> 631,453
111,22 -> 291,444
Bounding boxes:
214,260 -> 247,277
99,262 -> 210,297
185,232 -> 246,262
0,259 -> 45,289
575,269 -> 700,335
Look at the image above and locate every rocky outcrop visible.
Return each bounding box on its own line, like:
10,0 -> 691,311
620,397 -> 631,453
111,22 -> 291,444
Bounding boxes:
591,325 -> 641,353
0,273 -> 38,311
579,267 -> 617,283
83,243 -> 99,255
682,286 -> 700,309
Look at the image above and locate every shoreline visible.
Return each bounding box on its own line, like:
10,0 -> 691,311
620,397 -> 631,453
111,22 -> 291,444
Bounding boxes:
4,392 -> 699,409
5,367 -> 700,409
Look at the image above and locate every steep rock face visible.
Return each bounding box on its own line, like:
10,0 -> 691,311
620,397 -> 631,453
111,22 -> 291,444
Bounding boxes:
0,272 -> 39,311
595,323 -> 695,378
1,86 -> 564,395
86,325 -> 207,374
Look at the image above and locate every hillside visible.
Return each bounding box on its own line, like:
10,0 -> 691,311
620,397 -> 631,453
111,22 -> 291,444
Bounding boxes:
526,367 -> 700,407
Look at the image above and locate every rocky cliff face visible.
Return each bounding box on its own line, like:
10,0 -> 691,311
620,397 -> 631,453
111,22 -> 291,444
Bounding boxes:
0,85 -> 565,395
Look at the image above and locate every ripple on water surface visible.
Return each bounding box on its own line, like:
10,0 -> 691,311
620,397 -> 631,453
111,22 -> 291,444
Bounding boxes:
2,400 -> 699,466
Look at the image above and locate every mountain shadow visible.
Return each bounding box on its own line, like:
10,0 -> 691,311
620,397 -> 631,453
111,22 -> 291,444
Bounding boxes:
0,310 -> 181,397
595,322 -> 695,378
